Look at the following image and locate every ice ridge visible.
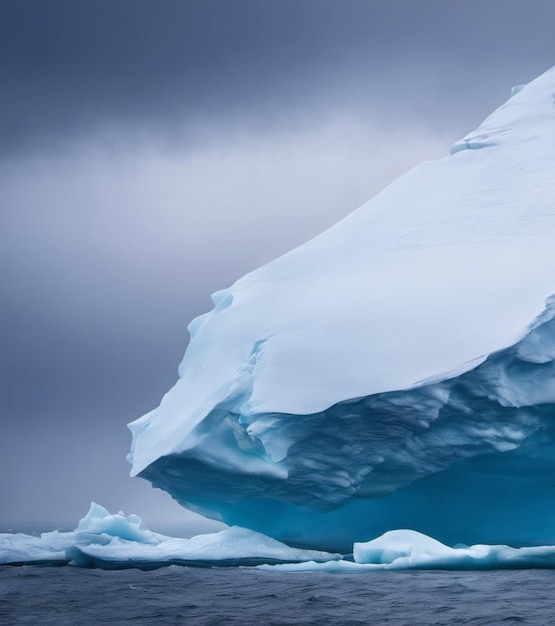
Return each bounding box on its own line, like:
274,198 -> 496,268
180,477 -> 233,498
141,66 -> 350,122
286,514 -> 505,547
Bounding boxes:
7,506 -> 555,572
0,503 -> 337,569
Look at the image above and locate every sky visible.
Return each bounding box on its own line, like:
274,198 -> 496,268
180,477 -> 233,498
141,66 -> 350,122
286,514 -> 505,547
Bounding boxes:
2,0 -> 555,531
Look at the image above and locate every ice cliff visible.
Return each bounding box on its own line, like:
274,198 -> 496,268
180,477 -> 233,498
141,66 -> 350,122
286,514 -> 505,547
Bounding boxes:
129,67 -> 555,552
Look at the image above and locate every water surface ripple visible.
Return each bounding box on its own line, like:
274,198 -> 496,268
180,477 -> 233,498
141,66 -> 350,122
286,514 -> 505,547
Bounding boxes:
1,566 -> 554,625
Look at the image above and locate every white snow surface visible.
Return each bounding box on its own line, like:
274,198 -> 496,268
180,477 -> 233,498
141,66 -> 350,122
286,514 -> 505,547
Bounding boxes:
130,67 -> 555,476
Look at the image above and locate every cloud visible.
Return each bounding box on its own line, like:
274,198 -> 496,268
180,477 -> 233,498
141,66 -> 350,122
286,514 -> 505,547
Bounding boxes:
1,114 -> 454,340
1,0 -> 553,154
3,0 -> 555,524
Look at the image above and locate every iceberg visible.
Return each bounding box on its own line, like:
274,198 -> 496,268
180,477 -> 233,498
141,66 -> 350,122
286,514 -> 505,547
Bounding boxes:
261,529 -> 555,572
0,503 -> 337,569
129,67 -> 555,552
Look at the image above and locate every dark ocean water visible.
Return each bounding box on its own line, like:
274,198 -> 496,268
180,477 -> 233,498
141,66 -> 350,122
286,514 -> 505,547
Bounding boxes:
2,565 -> 555,625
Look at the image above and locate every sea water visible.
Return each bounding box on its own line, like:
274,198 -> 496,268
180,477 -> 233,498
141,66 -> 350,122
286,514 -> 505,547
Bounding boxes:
1,565 -> 555,625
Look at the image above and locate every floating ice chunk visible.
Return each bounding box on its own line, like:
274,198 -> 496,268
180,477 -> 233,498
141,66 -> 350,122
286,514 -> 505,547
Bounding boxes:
261,530 -> 555,572
353,529 -> 452,564
75,502 -> 159,544
0,533 -> 64,566
0,504 -> 338,569
0,502 -> 162,566
68,525 -> 339,569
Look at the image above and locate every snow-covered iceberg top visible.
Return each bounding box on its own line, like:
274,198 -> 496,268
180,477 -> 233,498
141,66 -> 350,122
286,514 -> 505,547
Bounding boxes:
0,504 -> 338,569
130,67 -> 555,473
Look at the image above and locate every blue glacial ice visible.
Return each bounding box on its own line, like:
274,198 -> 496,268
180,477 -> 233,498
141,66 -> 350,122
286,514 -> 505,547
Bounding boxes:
128,67 -> 555,553
0,503 -> 338,568
261,529 -> 555,572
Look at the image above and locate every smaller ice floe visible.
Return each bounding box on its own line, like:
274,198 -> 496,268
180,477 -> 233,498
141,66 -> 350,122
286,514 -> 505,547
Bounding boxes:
0,503 -> 338,569
259,529 -> 555,572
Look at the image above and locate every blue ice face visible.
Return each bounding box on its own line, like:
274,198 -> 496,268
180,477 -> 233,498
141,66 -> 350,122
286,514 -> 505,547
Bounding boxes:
138,301 -> 555,552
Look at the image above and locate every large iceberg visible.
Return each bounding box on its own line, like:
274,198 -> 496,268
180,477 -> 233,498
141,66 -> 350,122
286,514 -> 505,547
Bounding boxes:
129,67 -> 555,552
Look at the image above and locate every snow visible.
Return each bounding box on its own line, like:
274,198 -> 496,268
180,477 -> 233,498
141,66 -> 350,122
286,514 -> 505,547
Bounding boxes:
128,67 -> 555,551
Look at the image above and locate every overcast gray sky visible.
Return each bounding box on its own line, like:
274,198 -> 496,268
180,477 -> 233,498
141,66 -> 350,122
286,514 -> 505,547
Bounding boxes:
2,0 -> 555,530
